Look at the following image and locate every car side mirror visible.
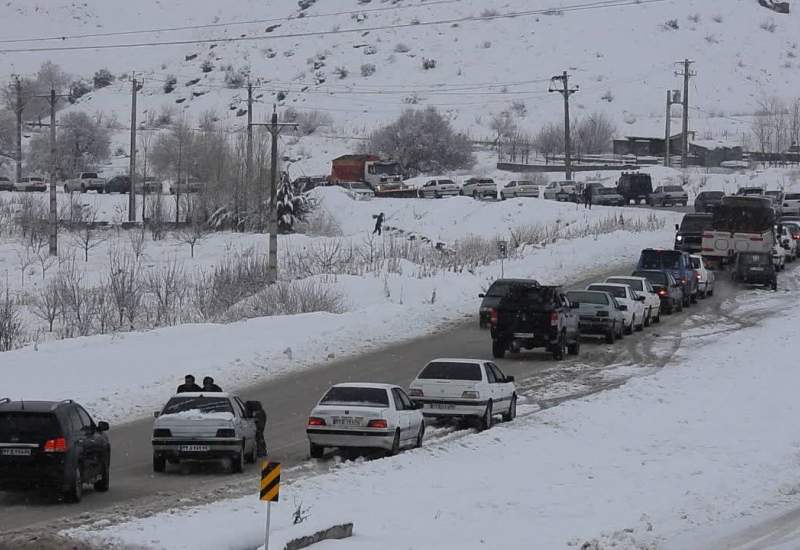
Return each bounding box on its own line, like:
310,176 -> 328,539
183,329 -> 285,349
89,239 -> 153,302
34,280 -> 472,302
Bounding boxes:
636,296 -> 646,302
675,224 -> 679,231
505,376 -> 515,383
153,411 -> 160,418
618,304 -> 628,311
96,421 -> 110,432
478,293 -> 485,298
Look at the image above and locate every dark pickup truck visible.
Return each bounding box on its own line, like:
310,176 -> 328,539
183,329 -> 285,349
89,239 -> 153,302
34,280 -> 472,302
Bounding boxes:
674,213 -> 712,254
489,282 -> 580,360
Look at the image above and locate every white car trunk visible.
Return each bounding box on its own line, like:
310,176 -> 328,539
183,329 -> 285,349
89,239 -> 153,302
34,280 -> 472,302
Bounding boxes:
413,379 -> 476,399
312,405 -> 385,427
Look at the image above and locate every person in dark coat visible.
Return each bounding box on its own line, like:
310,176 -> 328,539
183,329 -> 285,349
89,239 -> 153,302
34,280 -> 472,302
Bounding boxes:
177,375 -> 202,393
583,185 -> 594,210
373,212 -> 385,235
202,376 -> 223,392
251,401 -> 268,457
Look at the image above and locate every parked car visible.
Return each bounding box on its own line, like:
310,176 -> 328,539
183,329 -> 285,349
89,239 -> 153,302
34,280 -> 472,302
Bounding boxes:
631,270 -> 685,314
0,176 -> 13,192
306,383 -> 424,458
593,187 -> 625,206
169,179 -> 204,194
408,359 -> 516,430
648,185 -> 688,207
778,224 -> 798,261
617,172 -> 653,205
604,276 -> 661,325
488,281 -> 580,360
0,398 -> 110,502
694,191 -> 724,213
564,290 -> 626,343
632,269 -> 684,314
461,177 -> 497,199
773,242 -> 788,271
337,181 -> 375,199
689,255 -> 715,298
500,180 -> 540,200
478,278 -> 537,329
636,249 -> 698,305
419,178 -> 460,199
674,213 -> 713,254
586,283 -> 645,333
543,180 -> 577,202
781,192 -> 800,216
293,175 -> 329,193
104,175 -> 130,194
736,187 -> 765,197
731,252 -> 777,290
151,392 -> 259,474
135,177 -> 162,194
64,172 -> 106,193
14,176 -> 47,192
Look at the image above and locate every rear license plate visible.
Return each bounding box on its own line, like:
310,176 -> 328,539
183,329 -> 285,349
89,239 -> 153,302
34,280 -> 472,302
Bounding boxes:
429,403 -> 456,410
1,448 -> 31,456
181,445 -> 210,452
332,417 -> 362,426
513,332 -> 535,338
749,267 -> 764,271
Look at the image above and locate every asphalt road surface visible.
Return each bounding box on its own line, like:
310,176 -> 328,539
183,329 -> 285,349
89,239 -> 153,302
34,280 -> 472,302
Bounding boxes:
0,261 -> 748,536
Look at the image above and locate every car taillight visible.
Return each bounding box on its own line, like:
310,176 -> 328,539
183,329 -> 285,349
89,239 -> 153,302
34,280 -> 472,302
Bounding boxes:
679,277 -> 687,284
367,419 -> 388,429
550,311 -> 559,326
44,437 -> 67,453
462,391 -> 480,399
657,289 -> 668,296
307,417 -> 326,426
696,273 -> 701,279
153,428 -> 172,438
793,235 -> 800,240
216,428 -> 236,438
408,388 -> 423,397
489,308 -> 498,327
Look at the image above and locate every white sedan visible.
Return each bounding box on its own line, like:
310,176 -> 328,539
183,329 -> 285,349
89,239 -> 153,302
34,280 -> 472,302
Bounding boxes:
500,180 -> 540,199
586,283 -> 646,333
419,178 -> 461,198
689,255 -> 715,297
306,383 -> 424,458
605,276 -> 661,325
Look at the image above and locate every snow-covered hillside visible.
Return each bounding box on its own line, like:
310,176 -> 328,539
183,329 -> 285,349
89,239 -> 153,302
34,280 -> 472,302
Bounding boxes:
0,0 -> 797,151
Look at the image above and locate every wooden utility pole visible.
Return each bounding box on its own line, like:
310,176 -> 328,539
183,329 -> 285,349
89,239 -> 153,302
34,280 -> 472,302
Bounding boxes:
14,76 -> 24,182
675,59 -> 695,169
549,71 -> 579,180
246,82 -> 255,225
34,87 -> 68,256
129,75 -> 138,223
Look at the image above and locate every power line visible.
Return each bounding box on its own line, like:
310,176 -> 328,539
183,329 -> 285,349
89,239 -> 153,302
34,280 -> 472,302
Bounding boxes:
0,0 -> 670,54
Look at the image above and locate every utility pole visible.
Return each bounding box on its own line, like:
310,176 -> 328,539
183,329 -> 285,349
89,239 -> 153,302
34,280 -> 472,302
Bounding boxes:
251,106 -> 297,284
128,74 -> 138,223
13,76 -> 24,182
549,71 -> 579,180
664,89 -> 681,168
675,59 -> 695,169
246,82 -> 255,225
34,87 -> 68,256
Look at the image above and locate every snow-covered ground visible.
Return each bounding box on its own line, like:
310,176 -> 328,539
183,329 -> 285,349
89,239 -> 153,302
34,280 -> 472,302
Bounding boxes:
68,258 -> 800,550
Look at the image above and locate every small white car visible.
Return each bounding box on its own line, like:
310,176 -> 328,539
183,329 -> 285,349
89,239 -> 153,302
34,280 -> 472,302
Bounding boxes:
689,255 -> 716,297
408,359 -> 516,430
586,283 -> 646,333
461,177 -> 497,199
778,225 -> 799,261
781,193 -> 800,216
605,276 -> 661,325
773,242 -> 788,271
14,176 -> 47,192
152,392 -> 259,473
500,180 -> 540,200
338,181 -> 375,200
419,178 -> 460,199
543,180 -> 577,202
306,383 -> 424,458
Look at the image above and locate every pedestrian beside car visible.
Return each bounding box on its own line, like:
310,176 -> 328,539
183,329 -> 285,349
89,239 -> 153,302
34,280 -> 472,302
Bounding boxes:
583,185 -> 594,210
176,375 -> 202,393
202,377 -> 223,392
251,401 -> 268,457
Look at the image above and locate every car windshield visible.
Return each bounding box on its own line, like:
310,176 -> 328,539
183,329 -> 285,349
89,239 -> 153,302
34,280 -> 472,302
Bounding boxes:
699,192 -> 724,200
320,387 -> 389,407
713,204 -> 774,233
587,285 -> 626,299
162,397 -> 233,415
664,186 -> 684,192
690,258 -> 702,269
607,278 -> 643,291
597,188 -> 616,195
566,291 -> 608,305
502,284 -> 557,310
478,179 -> 494,184
419,362 -> 482,381
485,280 -> 528,298
740,253 -> 770,266
82,173 -> 98,179
640,250 -> 682,270
0,413 -> 60,442
680,215 -> 713,232
785,193 -> 800,200
766,191 -> 781,197
439,179 -> 455,185
633,271 -> 668,286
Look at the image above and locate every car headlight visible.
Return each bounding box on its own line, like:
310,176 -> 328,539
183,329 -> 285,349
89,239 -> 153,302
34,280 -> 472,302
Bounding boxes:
153,428 -> 172,438
216,428 -> 236,438
676,235 -> 683,241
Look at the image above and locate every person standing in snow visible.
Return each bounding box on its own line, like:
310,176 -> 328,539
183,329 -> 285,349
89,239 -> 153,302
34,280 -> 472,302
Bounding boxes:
176,375 -> 202,393
251,401 -> 268,457
583,185 -> 594,210
202,376 -> 223,392
373,212 -> 385,235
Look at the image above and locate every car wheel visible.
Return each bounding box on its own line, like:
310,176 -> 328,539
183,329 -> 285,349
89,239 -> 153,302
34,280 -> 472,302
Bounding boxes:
245,441 -> 257,464
552,332 -> 566,360
690,293 -> 698,304
605,323 -> 616,344
644,308 -> 651,327
636,317 -> 644,332
654,310 -> 661,323
492,339 -> 506,359
567,335 -> 580,355
625,316 -> 634,335
707,288 -> 714,297
93,458 -> 110,492
80,184 -> 86,193
63,185 -> 70,193
388,429 -> 401,456
772,280 -> 778,291
231,446 -> 245,473
502,394 -> 517,422
65,465 -> 83,503
310,443 -> 324,459
414,422 -> 425,448
153,453 -> 166,473
472,191 -> 478,199
479,401 -> 494,431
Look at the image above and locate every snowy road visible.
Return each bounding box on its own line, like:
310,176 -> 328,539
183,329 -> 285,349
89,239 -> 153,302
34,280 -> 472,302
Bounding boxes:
0,261 -> 753,537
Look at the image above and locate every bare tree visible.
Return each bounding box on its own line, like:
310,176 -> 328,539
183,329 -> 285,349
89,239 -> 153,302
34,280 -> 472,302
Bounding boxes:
70,206 -> 108,262
107,248 -> 144,329
489,111 -> 518,148
15,241 -> 36,287
574,112 -> 616,154
31,280 -> 61,332
146,259 -> 186,326
0,286 -> 22,351
178,211 -> 209,258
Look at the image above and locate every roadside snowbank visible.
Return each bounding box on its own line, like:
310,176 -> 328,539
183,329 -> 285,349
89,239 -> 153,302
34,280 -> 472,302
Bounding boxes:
69,271 -> 800,549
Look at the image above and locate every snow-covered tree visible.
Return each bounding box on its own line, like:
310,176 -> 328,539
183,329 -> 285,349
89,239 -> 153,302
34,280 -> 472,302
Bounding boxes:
277,172 -> 307,233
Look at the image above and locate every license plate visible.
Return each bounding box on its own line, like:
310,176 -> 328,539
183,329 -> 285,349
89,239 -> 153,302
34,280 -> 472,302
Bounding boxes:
429,403 -> 456,410
750,267 -> 764,271
514,332 -> 535,338
1,448 -> 31,456
181,445 -> 210,452
332,417 -> 362,426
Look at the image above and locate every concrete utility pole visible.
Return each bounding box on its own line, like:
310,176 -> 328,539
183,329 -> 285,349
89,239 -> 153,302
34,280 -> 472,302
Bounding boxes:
13,76 -> 24,182
251,105 -> 297,284
129,74 -> 138,223
664,89 -> 680,168
34,87 -> 68,256
549,71 -> 579,180
675,59 -> 695,169
246,82 -> 256,225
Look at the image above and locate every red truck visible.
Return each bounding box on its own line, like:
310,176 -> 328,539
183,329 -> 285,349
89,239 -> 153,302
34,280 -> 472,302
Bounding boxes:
330,155 -> 416,198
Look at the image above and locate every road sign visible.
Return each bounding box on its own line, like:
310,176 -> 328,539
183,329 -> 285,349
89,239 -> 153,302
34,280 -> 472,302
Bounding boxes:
497,240 -> 508,257
260,461 -> 280,502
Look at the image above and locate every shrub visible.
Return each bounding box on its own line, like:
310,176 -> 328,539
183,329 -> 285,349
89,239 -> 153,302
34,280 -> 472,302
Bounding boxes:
222,279 -> 344,322
394,43 -> 411,53
333,66 -> 349,79
92,69 -> 115,90
224,66 -> 249,88
663,19 -> 679,30
201,60 -> 214,73
68,79 -> 91,104
360,63 -> 376,77
163,76 -> 177,94
481,8 -> 500,17
422,58 -> 437,70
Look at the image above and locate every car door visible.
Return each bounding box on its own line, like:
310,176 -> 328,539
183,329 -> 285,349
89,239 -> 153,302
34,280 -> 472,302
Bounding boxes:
233,398 -> 256,449
487,363 -> 513,408
560,294 -> 577,338
74,406 -> 102,477
396,389 -> 421,438
391,389 -> 413,442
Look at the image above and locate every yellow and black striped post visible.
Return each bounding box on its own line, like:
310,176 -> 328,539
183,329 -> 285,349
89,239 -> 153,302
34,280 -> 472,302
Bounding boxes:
260,461 -> 280,550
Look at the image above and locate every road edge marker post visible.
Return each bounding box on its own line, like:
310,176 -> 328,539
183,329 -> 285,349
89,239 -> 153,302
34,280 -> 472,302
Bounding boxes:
260,460 -> 281,549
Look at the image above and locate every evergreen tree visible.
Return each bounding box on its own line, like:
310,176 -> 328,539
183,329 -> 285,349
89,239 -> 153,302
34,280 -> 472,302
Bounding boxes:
277,172 -> 307,233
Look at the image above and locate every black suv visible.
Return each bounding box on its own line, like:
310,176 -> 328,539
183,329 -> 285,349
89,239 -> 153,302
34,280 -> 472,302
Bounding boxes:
478,278 -> 537,328
617,172 -> 653,205
0,398 -> 110,502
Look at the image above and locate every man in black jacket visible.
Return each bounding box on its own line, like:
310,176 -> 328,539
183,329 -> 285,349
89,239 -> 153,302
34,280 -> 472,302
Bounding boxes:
202,377 -> 223,392
251,401 -> 268,457
177,375 -> 202,393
